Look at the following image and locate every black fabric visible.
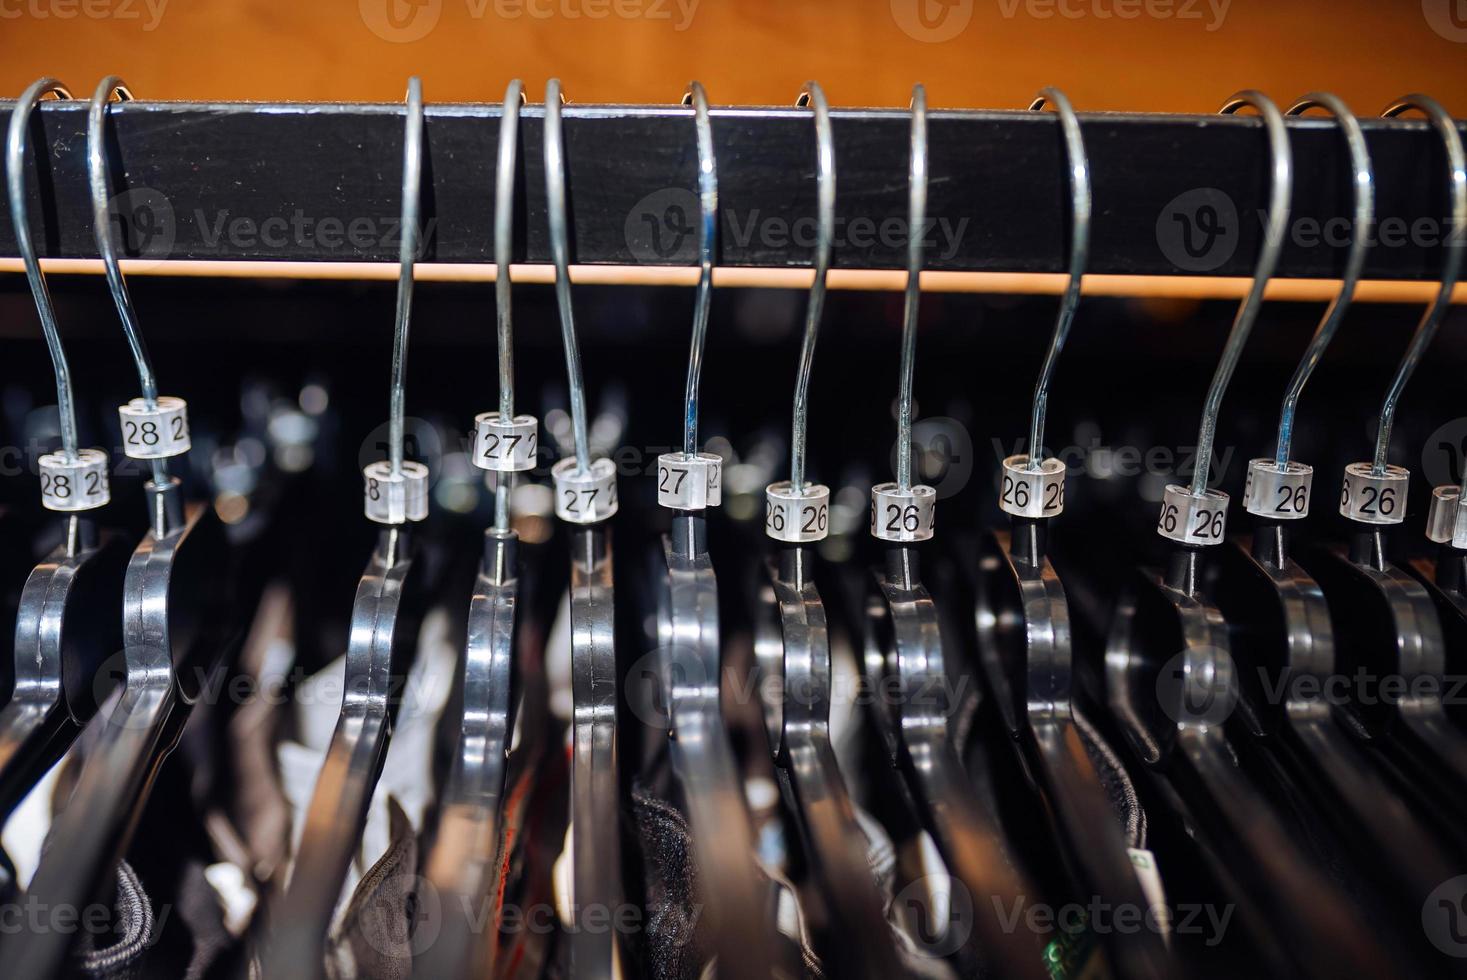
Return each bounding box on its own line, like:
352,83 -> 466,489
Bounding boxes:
327,797 -> 420,980
1073,705 -> 1148,849
630,782 -> 712,980
73,861 -> 154,980
628,781 -> 822,980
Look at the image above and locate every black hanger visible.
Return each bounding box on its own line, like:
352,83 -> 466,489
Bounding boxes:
971,87 -> 1172,980
258,77 -> 430,979
0,76 -> 236,980
645,81 -> 774,980
0,76 -> 129,888
753,82 -> 905,980
862,84 -> 1048,980
1208,93 -> 1461,973
544,77 -> 626,980
1304,93 -> 1467,831
1104,91 -> 1393,980
417,79 -> 536,979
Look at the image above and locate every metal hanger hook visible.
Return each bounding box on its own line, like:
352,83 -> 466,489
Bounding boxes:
388,76 -> 425,477
89,77 -> 174,491
1273,93 -> 1373,467
87,77 -> 160,406
789,81 -> 834,493
678,81 -> 718,458
895,83 -> 927,492
7,78 -> 81,462
490,80 -> 526,533
545,78 -> 593,474
1025,87 -> 1091,475
1189,90 -> 1292,496
1373,94 -> 1466,478
495,79 -> 526,422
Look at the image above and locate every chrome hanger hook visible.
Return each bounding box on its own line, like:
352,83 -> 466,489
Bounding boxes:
88,76 -> 175,492
7,78 -> 80,462
389,76 -> 425,477
495,80 -> 525,425
1374,94 -> 1466,479
491,79 -> 526,533
545,80 -> 618,525
790,81 -> 834,493
651,82 -> 723,515
1190,90 -> 1292,496
895,83 -> 927,492
359,78 -> 428,527
545,77 -> 592,474
1273,93 -> 1373,467
1025,86 -> 1091,474
679,80 -> 718,458
87,78 -> 155,404
867,85 -> 938,544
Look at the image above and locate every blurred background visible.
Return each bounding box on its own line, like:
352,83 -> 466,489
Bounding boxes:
0,0 -> 1465,111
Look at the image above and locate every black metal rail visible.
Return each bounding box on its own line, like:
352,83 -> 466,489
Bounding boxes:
0,99 -> 1462,280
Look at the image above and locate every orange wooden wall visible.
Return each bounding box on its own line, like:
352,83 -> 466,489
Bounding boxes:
0,0 -> 1464,112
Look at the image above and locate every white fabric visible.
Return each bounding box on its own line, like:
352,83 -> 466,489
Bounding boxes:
277,606 -> 456,927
